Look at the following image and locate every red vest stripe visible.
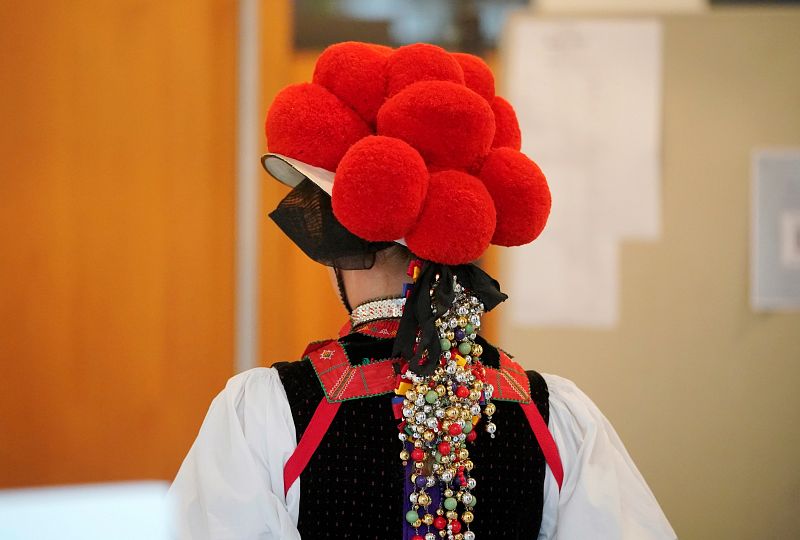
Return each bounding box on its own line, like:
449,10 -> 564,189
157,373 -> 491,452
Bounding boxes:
283,398 -> 341,496
521,401 -> 564,491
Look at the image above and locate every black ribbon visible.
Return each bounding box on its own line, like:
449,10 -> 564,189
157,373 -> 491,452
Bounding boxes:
393,262 -> 508,376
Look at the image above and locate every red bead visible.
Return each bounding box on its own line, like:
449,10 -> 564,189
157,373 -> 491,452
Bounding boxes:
412,536 -> 424,540
466,431 -> 477,442
456,386 -> 470,398
449,423 -> 462,436
438,442 -> 451,455
472,365 -> 486,380
450,520 -> 462,534
429,380 -> 436,387
434,516 -> 447,530
411,448 -> 425,461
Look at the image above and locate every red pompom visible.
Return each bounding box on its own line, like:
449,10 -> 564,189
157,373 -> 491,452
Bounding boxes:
405,170 -> 496,264
266,83 -> 371,171
313,41 -> 389,125
451,52 -> 495,102
385,43 -> 464,97
367,43 -> 394,57
479,147 -> 551,246
332,136 -> 428,241
377,81 -> 495,170
491,96 -> 522,151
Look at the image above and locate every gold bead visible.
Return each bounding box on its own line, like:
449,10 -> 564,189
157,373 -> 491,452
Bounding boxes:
457,316 -> 468,328
406,390 -> 416,400
418,492 -> 431,506
474,381 -> 484,391
455,535 -> 464,540
464,460 -> 474,471
459,448 -> 469,460
400,450 -> 410,461
462,511 -> 474,523
484,402 -> 496,416
471,343 -> 483,357
415,461 -> 424,469
423,430 -> 435,442
446,510 -> 457,520
444,488 -> 454,497
445,331 -> 455,341
413,519 -> 422,528
439,530 -> 447,538
469,390 -> 481,401
446,407 -> 458,419
436,385 -> 446,396
423,513 -> 434,525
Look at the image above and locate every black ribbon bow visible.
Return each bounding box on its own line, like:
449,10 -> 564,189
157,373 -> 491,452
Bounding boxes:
393,262 -> 508,376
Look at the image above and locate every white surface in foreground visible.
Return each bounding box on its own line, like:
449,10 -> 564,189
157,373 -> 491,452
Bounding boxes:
0,481 -> 171,540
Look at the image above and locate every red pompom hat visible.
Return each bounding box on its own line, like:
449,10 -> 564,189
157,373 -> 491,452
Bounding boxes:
262,41 -> 551,266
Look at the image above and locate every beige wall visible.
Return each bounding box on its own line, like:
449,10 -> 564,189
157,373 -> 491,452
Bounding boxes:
502,9 -> 800,539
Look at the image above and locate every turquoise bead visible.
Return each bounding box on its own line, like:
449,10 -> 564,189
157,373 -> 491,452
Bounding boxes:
440,338 -> 451,351
444,497 -> 457,511
462,421 -> 472,434
425,390 -> 439,404
406,510 -> 419,524
465,323 -> 475,334
458,341 -> 472,355
466,495 -> 476,508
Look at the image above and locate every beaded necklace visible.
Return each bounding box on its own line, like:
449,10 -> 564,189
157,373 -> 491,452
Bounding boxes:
350,297 -> 407,328
394,272 -> 495,540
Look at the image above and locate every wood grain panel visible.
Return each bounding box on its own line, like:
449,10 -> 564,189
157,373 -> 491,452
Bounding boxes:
0,0 -> 236,487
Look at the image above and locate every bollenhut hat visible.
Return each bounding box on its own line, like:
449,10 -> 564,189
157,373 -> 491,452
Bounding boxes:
262,41 -> 551,268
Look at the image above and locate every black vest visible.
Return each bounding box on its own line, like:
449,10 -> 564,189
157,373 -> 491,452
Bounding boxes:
274,335 -> 550,539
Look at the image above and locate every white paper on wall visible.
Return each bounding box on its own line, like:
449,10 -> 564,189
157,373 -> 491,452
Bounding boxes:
501,16 -> 663,328
752,149 -> 800,311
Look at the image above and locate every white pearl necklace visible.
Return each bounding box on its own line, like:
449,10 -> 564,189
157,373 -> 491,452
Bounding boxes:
350,297 -> 407,327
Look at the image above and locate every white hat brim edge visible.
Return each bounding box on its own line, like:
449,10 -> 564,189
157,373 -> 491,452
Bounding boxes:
261,153 -> 334,196
260,153 -> 407,247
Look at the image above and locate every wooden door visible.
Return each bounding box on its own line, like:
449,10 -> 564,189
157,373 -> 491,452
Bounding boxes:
0,0 -> 236,487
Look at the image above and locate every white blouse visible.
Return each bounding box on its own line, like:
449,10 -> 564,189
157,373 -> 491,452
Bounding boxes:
168,368 -> 676,540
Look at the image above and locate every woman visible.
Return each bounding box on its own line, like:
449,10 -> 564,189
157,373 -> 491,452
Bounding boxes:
169,41 -> 676,540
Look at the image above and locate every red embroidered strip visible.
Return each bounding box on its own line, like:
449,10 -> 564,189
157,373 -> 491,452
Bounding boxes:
308,341 -> 400,401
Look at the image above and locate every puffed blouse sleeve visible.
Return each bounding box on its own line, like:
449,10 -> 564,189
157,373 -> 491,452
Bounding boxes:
538,374 -> 677,540
167,368 -> 302,540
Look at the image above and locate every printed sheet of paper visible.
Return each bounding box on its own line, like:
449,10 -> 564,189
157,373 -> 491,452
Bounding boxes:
501,16 -> 663,327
